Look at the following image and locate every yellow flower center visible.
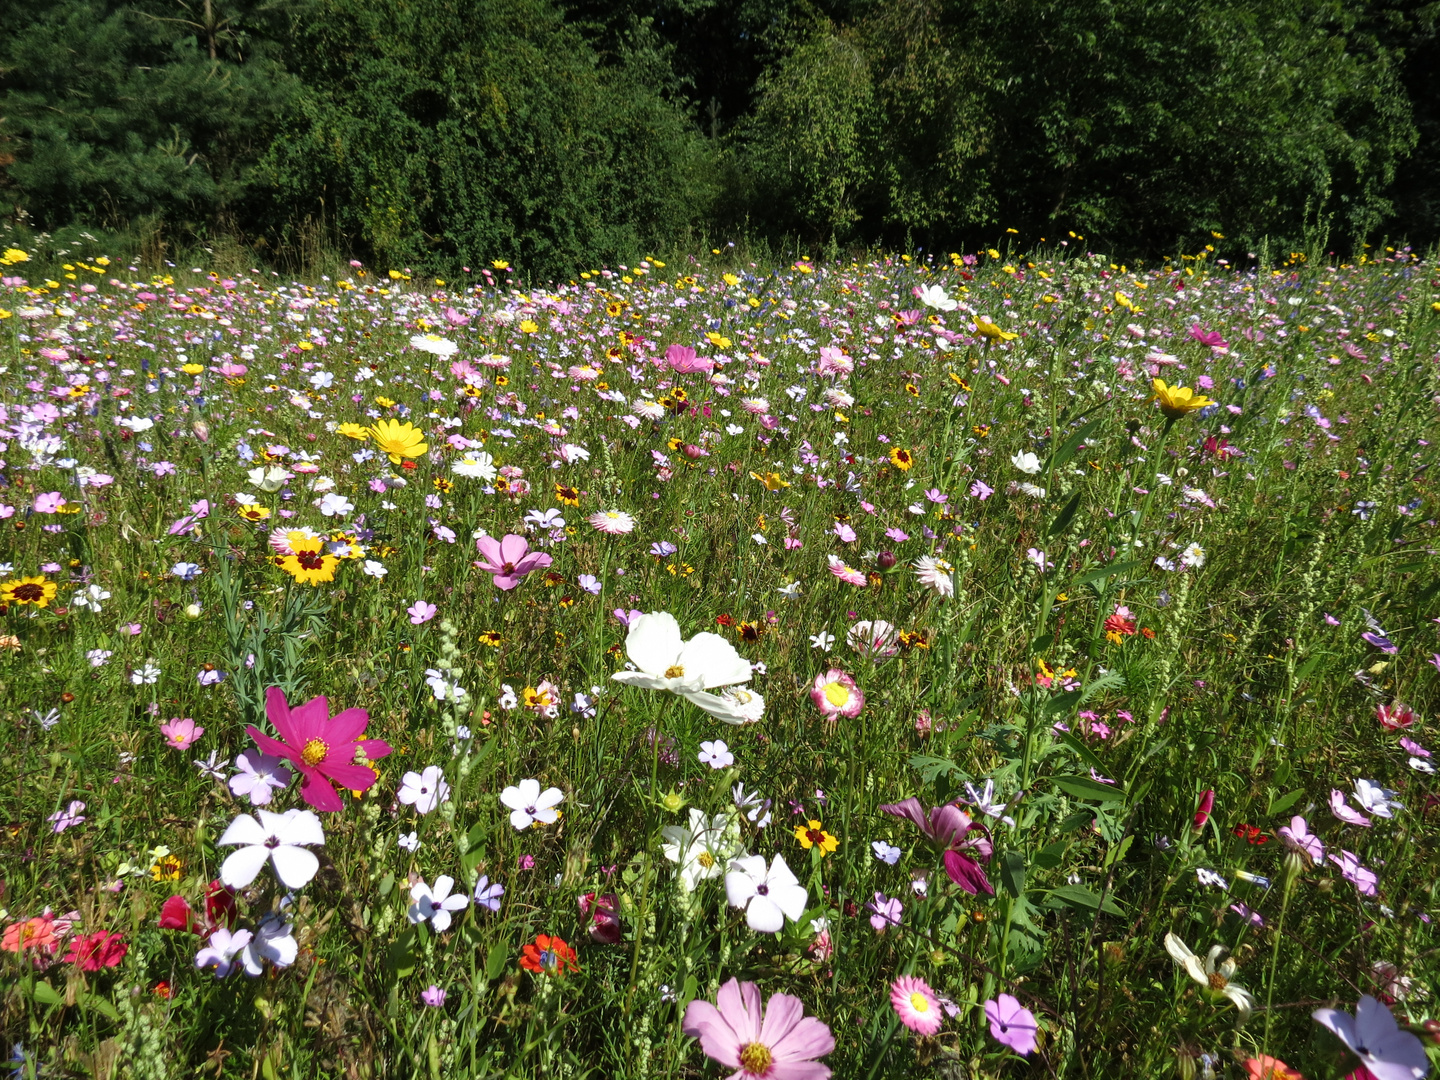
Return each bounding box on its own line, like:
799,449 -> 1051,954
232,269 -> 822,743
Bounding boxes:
663,665 -> 685,679
302,739 -> 329,766
910,992 -> 930,1013
697,851 -> 715,868
823,682 -> 850,707
738,1042 -> 773,1074
1207,971 -> 1228,992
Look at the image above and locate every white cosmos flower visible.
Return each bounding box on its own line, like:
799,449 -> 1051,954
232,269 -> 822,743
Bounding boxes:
500,778 -> 564,830
661,808 -> 744,892
407,874 -> 469,932
1011,451 -> 1042,475
611,612 -> 753,722
218,808 -> 325,890
724,853 -> 809,933
1164,933 -> 1254,1022
917,284 -> 959,311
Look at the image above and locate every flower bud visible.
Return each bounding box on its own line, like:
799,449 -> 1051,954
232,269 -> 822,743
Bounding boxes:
877,551 -> 897,570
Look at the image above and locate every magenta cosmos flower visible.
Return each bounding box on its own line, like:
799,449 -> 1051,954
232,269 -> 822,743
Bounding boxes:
891,975 -> 943,1035
474,533 -> 552,590
880,796 -> 993,895
246,687 -> 391,812
810,669 -> 863,720
984,994 -> 1038,1055
682,978 -> 835,1080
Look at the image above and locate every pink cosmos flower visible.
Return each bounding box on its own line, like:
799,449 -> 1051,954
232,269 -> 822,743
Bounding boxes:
474,533 -> 552,590
160,717 -> 204,751
682,978 -> 834,1080
810,669 -> 864,720
826,555 -> 867,587
245,687 -> 391,812
1376,703 -> 1416,731
880,797 -> 993,895
665,344 -> 713,374
891,975 -> 942,1035
984,994 -> 1038,1055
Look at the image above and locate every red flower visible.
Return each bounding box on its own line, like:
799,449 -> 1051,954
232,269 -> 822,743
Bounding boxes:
246,687 -> 392,812
1103,614 -> 1137,636
1192,790 -> 1215,831
1377,703 -> 1417,731
206,880 -> 238,930
519,934 -> 579,976
158,895 -> 197,933
65,930 -> 128,971
1232,823 -> 1271,845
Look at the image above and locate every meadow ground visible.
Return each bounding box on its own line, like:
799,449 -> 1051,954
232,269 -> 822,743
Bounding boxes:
0,242 -> 1438,1080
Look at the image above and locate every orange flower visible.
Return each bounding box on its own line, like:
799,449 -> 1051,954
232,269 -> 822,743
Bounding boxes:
1243,1056 -> 1303,1080
2,914 -> 59,955
519,934 -> 579,976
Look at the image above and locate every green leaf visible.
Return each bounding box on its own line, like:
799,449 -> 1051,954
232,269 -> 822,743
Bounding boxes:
79,992 -> 119,1022
1267,788 -> 1305,818
485,940 -> 510,982
1054,730 -> 1110,780
1033,840 -> 1067,869
1051,774 -> 1126,801
1044,883 -> 1125,917
385,928 -> 418,979
1058,810 -> 1094,833
908,754 -> 962,785
1102,834 -> 1134,869
1044,689 -> 1084,718
1074,560 -> 1144,589
31,980 -> 62,1007
1046,489 -> 1083,537
1000,851 -> 1026,897
377,872 -> 395,899
1047,416 -> 1106,471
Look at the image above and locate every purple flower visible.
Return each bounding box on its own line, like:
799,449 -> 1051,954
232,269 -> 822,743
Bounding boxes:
1362,630 -> 1398,654
983,994 -> 1038,1055
1328,850 -> 1379,896
420,985 -> 447,1008
649,541 -> 677,557
1329,789 -> 1371,828
407,600 -> 437,624
613,607 -> 644,628
867,892 -> 903,931
474,875 -> 505,913
196,667 -> 226,686
1229,903 -> 1265,927
49,800 -> 86,833
228,749 -> 294,806
1312,995 -> 1428,1080
1278,815 -> 1325,864
969,480 -> 994,500
577,574 -> 601,595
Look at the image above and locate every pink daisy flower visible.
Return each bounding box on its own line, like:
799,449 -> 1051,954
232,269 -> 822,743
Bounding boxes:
891,975 -> 943,1035
588,510 -> 636,535
810,669 -> 864,720
826,555 -> 867,587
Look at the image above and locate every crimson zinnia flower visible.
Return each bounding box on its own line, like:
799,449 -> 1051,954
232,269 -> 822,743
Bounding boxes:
519,934 -> 579,976
65,930 -> 128,971
246,687 -> 391,812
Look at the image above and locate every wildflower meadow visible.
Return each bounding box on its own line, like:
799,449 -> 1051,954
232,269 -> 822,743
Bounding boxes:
1,241 -> 1438,1080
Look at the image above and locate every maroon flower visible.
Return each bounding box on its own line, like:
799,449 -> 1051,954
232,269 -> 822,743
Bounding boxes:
579,892 -> 622,944
880,797 -> 993,895
246,687 -> 391,812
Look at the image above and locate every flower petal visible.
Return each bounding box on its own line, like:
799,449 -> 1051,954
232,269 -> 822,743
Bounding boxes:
625,612 -> 683,676
269,846 -> 320,889
218,814 -> 267,847
220,845 -> 272,889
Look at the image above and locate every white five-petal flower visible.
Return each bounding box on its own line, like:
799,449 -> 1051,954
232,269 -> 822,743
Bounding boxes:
724,853 -> 809,933
218,808 -> 325,890
408,875 -> 469,932
500,778 -> 564,830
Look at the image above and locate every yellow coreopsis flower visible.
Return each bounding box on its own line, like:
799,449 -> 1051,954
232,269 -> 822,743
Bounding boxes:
369,419 -> 428,464
277,536 -> 340,586
1,576 -> 58,608
1151,379 -> 1213,419
749,471 -> 790,491
973,318 -> 1018,342
335,422 -> 370,440
794,819 -> 839,856
1,248 -> 30,265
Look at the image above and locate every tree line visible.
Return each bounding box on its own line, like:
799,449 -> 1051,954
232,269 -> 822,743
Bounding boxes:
2,0 -> 1436,276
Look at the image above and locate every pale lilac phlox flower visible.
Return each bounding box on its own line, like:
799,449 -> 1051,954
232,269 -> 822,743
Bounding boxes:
1312,995 -> 1428,1080
228,749 -> 293,806
984,994 -> 1039,1056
